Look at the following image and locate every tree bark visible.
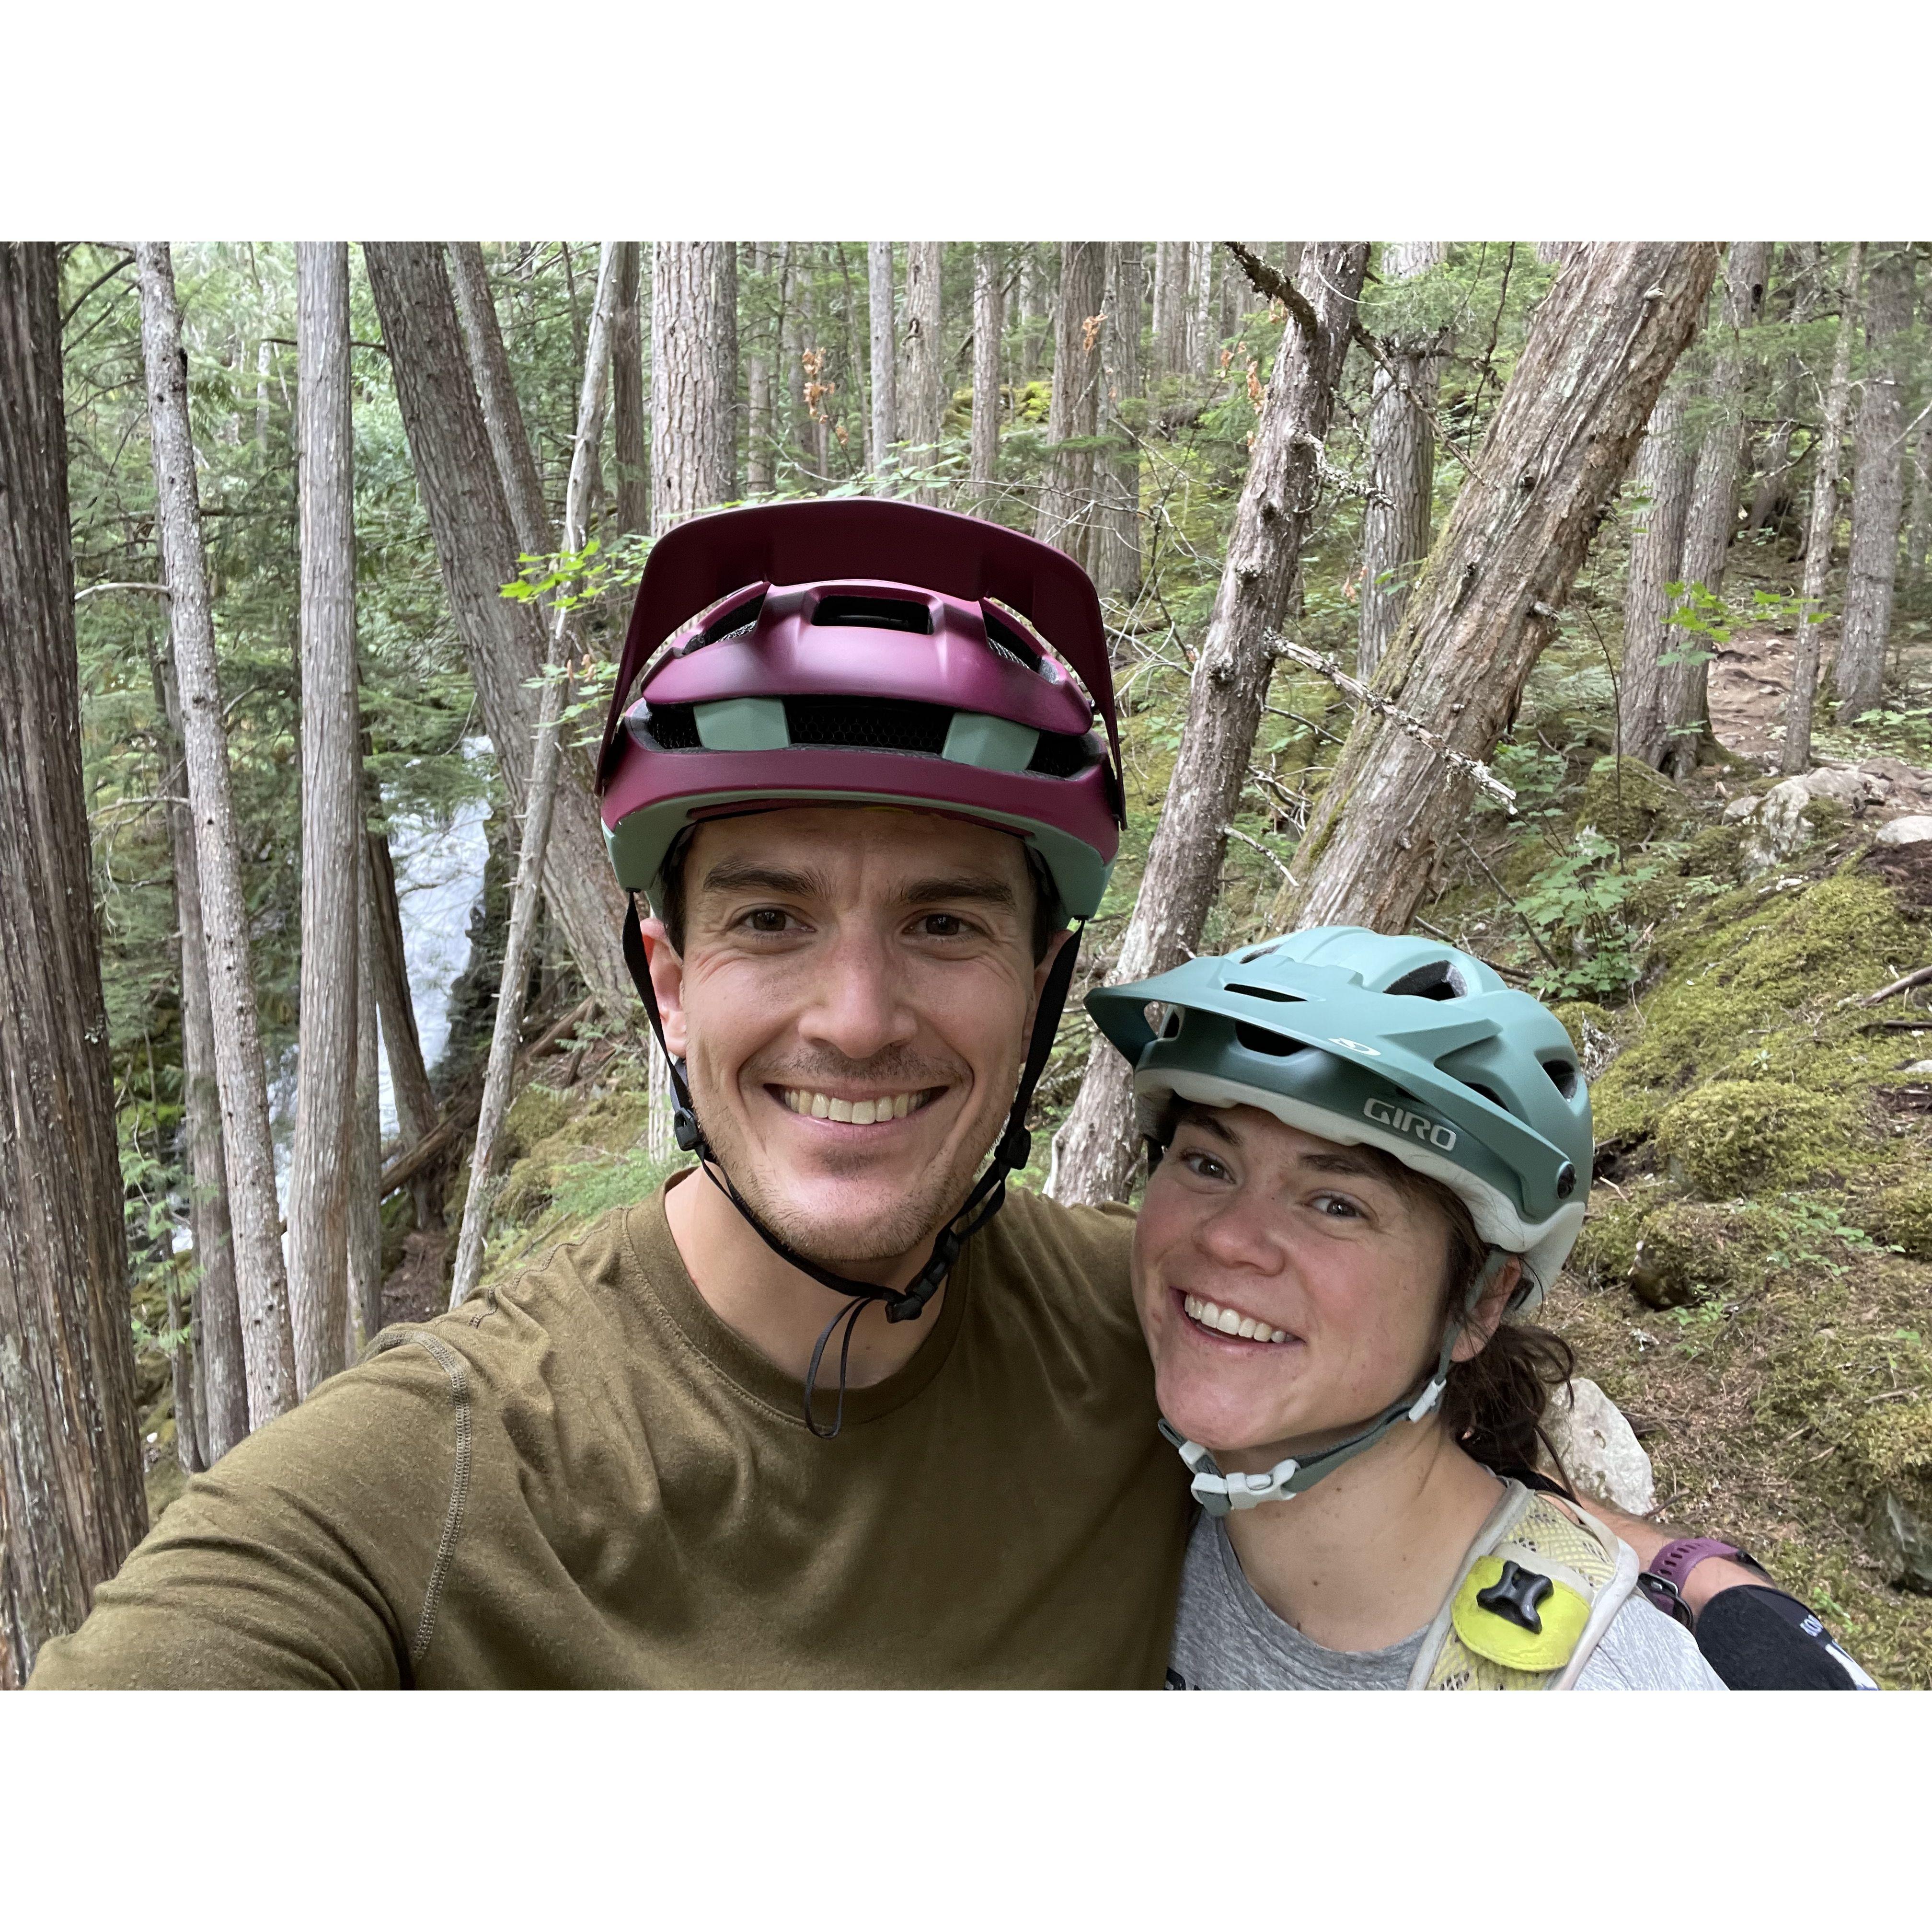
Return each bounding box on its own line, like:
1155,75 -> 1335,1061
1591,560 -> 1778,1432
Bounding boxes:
347,823 -> 383,1355
970,244 -> 1003,508
1834,244 -> 1916,723
451,245 -> 621,1310
746,243 -> 775,495
136,242 -> 300,1430
610,241 -> 649,536
1748,244 -> 1824,534
1359,241 -> 1448,681
781,244 -> 808,475
363,242 -> 632,1012
867,241 -> 897,473
1094,242 -> 1144,598
0,242 -> 149,1686
1285,242 -> 1720,934
151,635 -> 249,1461
446,241 -> 550,561
1783,245 -> 1865,774
1906,394 -> 1932,591
1189,241 -> 1218,379
901,242 -> 944,501
286,242 -> 360,1398
1046,243 -> 1373,1208
717,244 -> 739,501
1018,246 -> 1047,381
1034,242 -> 1107,566
650,243 -> 732,533
1153,242 -> 1188,377
1617,387 -> 1699,765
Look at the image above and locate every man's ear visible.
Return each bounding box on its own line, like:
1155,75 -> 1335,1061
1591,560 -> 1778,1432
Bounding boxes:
1029,925 -> 1076,1014
1450,1254 -> 1523,1363
639,913 -> 688,1058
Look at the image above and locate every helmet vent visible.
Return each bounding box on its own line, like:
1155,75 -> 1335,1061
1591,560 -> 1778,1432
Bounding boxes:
1466,1082 -> 1507,1111
1026,730 -> 1099,779
1234,1022 -> 1303,1058
1386,960 -> 1470,1001
632,702 -> 703,750
812,594 -> 933,634
1226,983 -> 1303,1004
785,696 -> 950,755
1543,1058 -> 1579,1099
1160,1007 -> 1184,1039
981,604 -> 1045,672
688,591 -> 766,651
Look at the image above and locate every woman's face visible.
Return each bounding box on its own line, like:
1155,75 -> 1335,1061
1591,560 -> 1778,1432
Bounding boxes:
1132,1102 -> 1457,1464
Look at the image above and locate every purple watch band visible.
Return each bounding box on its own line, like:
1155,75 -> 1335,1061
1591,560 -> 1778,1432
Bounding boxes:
1647,1538 -> 1750,1594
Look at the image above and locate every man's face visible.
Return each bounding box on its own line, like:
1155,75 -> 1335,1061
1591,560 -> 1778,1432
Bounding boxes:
646,806 -> 1062,1272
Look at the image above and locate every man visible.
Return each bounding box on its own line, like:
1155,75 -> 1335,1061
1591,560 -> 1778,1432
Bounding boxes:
32,500 -> 1864,1688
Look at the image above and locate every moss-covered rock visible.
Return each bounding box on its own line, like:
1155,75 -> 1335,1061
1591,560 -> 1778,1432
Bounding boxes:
1552,1000 -> 1624,1078
1654,1079 -> 1844,1197
495,1090 -> 653,1226
1589,871 -> 1924,1148
1570,1195 -> 1645,1288
1578,755 -> 1692,849
1874,1173 -> 1932,1260
1627,1199 -> 1748,1307
1677,821 -> 1746,884
501,1081 -> 576,1162
1852,1401 -> 1932,1592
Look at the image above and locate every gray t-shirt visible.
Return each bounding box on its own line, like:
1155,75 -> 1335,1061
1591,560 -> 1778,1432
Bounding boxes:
1167,1512 -> 1727,1690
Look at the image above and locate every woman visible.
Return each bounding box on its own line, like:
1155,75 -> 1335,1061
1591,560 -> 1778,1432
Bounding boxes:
1087,926 -> 1723,1690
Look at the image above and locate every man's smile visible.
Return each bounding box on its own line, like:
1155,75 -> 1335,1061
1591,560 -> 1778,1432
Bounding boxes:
773,1084 -> 946,1125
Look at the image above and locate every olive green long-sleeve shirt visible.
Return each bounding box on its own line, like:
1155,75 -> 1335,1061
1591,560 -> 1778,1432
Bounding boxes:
33,1182 -> 1190,1688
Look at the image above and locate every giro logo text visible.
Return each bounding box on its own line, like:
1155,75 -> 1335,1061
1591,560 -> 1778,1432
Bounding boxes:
1363,1095 -> 1458,1151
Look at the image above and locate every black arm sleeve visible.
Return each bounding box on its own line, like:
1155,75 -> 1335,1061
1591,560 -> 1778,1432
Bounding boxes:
1692,1585 -> 1879,1690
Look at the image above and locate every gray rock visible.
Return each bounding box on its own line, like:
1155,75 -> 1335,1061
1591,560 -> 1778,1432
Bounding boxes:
1870,1487 -> 1932,1594
1739,776 -> 1814,875
1546,1376 -> 1656,1515
1874,816 -> 1932,847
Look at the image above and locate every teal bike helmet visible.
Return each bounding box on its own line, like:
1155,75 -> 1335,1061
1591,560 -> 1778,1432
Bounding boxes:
1087,927 -> 1594,1513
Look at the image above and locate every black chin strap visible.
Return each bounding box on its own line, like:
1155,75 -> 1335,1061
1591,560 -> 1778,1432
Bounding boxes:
623,894 -> 1083,1438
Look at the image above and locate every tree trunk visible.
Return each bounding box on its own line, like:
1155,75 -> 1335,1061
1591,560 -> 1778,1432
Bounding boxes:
365,816 -> 444,1226
1189,242 -> 1218,378
1359,241 -> 1448,681
1046,243 -> 1373,1209
1748,245 -> 1823,534
1094,241 -> 1144,598
0,242 -> 149,1686
1906,397 -> 1932,591
1153,242 -> 1188,377
451,244 -> 621,1310
650,243 -> 732,532
362,242 -> 632,1012
717,243 -> 739,501
746,243 -> 775,495
867,241 -> 897,473
1019,246 -> 1047,381
347,823 -> 383,1355
1285,242 -> 1720,933
446,241 -> 550,560
1617,388 -> 1699,765
901,242 -> 945,500
1659,241 -> 1771,776
286,242 -> 360,1399
1783,245 -> 1865,774
151,635 -> 249,1461
782,244 -> 809,476
1834,244 -> 1916,723
610,241 -> 649,536
136,242 -> 300,1430
970,244 -> 1003,508
1034,242 -> 1107,565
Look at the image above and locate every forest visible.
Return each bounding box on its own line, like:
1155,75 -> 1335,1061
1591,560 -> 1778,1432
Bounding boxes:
5,236 -> 1932,1687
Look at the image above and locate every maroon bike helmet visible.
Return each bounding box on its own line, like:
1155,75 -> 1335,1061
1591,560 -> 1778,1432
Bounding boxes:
596,498 -> 1127,1437
597,496 -> 1125,922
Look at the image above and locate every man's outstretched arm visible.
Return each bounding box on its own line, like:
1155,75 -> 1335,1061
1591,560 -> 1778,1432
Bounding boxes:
28,1335 -> 462,1689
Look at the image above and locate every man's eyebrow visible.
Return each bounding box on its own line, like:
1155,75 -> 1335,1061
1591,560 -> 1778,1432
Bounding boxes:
1173,1105 -> 1238,1144
902,873 -> 1019,909
696,861 -> 829,899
